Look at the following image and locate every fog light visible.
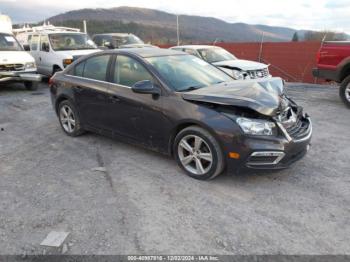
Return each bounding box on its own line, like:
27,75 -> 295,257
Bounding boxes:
247,151 -> 285,166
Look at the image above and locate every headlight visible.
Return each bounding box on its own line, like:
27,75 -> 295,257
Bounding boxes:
25,62 -> 36,69
231,69 -> 245,80
236,117 -> 276,136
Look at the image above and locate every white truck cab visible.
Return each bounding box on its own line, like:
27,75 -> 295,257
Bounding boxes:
15,24 -> 100,76
0,15 -> 41,90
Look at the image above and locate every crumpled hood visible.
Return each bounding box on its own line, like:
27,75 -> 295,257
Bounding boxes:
182,77 -> 285,116
213,59 -> 268,71
0,51 -> 35,64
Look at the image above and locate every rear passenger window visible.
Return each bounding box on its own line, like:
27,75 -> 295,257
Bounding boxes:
113,55 -> 154,87
30,35 -> 39,51
74,62 -> 85,77
83,55 -> 110,81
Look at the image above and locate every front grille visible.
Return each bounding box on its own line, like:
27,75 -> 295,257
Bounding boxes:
279,107 -> 310,140
0,64 -> 24,72
285,117 -> 310,139
246,68 -> 269,79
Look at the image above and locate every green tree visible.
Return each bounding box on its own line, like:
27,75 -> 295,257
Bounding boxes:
303,30 -> 348,41
292,32 -> 299,42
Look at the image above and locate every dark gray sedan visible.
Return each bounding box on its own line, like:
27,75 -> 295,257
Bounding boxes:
50,48 -> 312,180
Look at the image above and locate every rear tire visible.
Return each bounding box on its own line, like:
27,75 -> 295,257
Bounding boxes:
174,126 -> 225,180
24,81 -> 38,91
340,75 -> 350,109
58,100 -> 84,137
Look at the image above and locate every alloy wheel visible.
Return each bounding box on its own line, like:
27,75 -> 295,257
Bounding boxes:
346,83 -> 350,102
60,105 -> 76,133
178,135 -> 213,175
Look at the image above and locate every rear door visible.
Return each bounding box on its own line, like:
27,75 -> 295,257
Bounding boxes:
69,54 -> 113,133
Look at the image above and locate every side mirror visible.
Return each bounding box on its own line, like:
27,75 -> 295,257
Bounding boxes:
103,41 -> 114,49
23,44 -> 30,51
132,80 -> 161,95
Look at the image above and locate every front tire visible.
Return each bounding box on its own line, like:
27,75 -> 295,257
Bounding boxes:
24,81 -> 38,91
340,76 -> 350,108
58,100 -> 84,137
174,126 -> 225,180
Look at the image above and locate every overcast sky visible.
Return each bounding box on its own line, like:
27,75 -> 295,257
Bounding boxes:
1,0 -> 349,33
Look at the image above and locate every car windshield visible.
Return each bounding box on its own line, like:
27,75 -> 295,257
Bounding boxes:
114,35 -> 144,46
198,47 -> 237,63
0,33 -> 22,51
146,55 -> 234,92
49,33 -> 97,51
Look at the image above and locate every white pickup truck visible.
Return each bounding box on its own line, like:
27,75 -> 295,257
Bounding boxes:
15,24 -> 100,76
0,15 -> 41,90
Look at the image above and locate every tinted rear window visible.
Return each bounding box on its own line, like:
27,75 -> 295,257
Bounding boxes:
82,55 -> 110,81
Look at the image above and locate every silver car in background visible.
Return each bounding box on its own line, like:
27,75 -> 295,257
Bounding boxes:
170,45 -> 271,80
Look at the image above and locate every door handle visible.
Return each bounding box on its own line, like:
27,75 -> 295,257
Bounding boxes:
110,95 -> 121,103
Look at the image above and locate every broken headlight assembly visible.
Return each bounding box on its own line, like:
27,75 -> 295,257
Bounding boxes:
231,69 -> 245,80
236,117 -> 277,136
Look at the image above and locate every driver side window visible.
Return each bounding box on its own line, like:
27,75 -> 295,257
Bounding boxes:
113,55 -> 154,87
40,35 -> 50,51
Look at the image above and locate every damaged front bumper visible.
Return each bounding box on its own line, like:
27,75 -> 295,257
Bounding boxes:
225,116 -> 312,173
0,69 -> 42,83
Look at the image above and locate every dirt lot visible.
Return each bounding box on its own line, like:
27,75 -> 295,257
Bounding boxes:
0,82 -> 349,255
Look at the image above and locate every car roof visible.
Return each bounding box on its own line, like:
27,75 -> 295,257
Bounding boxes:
102,47 -> 187,58
27,31 -> 85,35
171,45 -> 220,50
93,33 -> 136,37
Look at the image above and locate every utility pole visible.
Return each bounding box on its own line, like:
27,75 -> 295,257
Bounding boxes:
176,15 -> 180,46
83,20 -> 87,34
258,32 -> 265,62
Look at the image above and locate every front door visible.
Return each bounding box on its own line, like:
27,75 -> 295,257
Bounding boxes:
105,54 -> 170,149
29,34 -> 40,68
38,34 -> 52,75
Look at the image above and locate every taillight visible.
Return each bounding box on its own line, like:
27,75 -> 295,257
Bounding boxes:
48,77 -> 54,87
316,50 -> 321,64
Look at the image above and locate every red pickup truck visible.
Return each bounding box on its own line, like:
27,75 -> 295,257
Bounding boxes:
313,41 -> 350,108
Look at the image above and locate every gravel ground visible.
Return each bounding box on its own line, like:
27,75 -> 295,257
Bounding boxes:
0,82 -> 349,255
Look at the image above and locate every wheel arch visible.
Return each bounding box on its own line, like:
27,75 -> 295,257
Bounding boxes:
338,61 -> 350,82
52,64 -> 62,75
168,120 -> 225,156
55,94 -> 71,115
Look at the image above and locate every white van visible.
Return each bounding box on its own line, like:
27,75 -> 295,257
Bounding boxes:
15,25 -> 100,76
0,15 -> 41,90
